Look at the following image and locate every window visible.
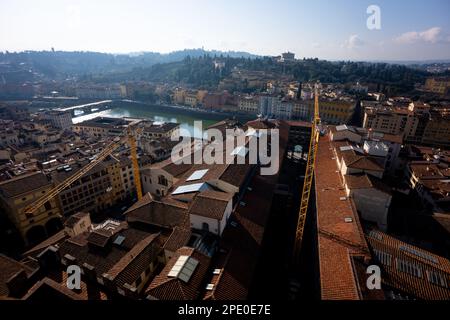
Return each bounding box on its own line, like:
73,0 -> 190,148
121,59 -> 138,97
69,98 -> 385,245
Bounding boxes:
158,175 -> 168,187
202,223 -> 210,231
426,270 -> 448,288
396,258 -> 422,278
44,201 -> 52,210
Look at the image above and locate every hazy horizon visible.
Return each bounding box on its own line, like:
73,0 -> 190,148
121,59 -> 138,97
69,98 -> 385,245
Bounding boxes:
3,48 -> 450,64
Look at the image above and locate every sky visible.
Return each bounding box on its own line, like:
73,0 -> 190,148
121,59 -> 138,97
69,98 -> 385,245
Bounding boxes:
1,0 -> 450,61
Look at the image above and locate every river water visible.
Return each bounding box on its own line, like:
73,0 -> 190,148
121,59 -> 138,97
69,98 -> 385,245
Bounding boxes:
71,101 -> 254,137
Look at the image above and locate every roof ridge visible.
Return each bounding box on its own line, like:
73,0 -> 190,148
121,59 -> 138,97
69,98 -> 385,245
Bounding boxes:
104,233 -> 158,280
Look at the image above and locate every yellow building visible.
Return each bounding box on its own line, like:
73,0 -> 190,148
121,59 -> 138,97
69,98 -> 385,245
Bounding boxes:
52,157 -> 125,217
173,88 -> 186,105
293,99 -> 355,124
196,90 -> 208,103
0,172 -> 62,245
422,110 -> 450,147
184,92 -> 198,107
425,77 -> 450,95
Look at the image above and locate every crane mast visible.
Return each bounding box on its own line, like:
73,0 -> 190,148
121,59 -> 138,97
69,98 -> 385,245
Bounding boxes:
128,127 -> 143,201
293,84 -> 321,261
25,125 -> 143,215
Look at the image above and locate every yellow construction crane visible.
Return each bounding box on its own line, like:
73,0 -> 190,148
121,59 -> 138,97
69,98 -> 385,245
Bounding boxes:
128,126 -> 143,200
293,84 -> 321,262
24,125 -> 143,216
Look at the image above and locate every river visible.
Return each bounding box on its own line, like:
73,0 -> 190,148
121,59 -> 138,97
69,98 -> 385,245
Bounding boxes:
71,101 -> 255,137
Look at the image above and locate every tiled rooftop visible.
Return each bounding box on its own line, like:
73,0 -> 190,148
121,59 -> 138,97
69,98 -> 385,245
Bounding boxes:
315,134 -> 371,300
366,229 -> 450,300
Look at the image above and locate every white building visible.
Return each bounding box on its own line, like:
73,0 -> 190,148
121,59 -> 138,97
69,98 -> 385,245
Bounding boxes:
44,110 -> 73,130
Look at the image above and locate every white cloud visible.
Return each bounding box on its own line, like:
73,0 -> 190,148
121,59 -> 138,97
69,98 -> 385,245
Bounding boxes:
312,42 -> 321,48
394,27 -> 445,44
343,35 -> 364,49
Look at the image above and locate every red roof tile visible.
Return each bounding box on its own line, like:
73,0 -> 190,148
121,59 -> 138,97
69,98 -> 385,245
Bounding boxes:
315,134 -> 371,300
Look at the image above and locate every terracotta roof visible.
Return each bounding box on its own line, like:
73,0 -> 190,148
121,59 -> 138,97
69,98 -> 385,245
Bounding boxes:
315,135 -> 371,300
189,190 -> 232,220
104,233 -> 160,287
285,120 -> 312,128
366,229 -> 450,300
0,171 -> 51,198
203,121 -> 290,300
22,278 -> 83,301
45,270 -> 109,300
23,230 -> 68,258
125,193 -> 187,229
346,156 -> 384,172
219,159 -> 254,188
344,174 -> 391,194
164,227 -> 192,253
146,247 -> 210,300
246,119 -> 278,130
58,225 -> 155,279
0,254 -> 36,297
159,160 -> 194,178
87,229 -> 112,248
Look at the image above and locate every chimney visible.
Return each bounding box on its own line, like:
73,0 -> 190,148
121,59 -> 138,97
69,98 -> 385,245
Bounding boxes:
82,263 -> 96,282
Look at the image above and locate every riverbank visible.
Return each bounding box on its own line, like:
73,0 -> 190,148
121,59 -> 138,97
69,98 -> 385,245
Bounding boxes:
115,99 -> 256,123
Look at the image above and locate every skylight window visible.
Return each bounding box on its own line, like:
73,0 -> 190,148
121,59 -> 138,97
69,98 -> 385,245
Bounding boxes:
168,255 -> 199,283
186,169 -> 209,182
396,258 -> 423,278
172,183 -> 207,195
399,245 -> 439,264
373,249 -> 392,266
340,146 -> 353,152
426,270 -> 448,288
336,124 -> 349,132
113,235 -> 125,246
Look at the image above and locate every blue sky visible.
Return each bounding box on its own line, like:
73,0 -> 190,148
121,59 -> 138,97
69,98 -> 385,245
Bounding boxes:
1,0 -> 449,60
